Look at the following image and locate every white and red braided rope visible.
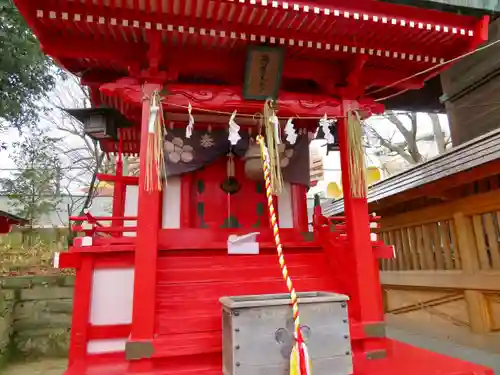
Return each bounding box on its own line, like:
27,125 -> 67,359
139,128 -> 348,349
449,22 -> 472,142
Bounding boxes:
256,135 -> 310,375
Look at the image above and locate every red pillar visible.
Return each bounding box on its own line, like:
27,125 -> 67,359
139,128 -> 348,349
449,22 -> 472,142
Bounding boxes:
337,102 -> 385,357
129,83 -> 162,346
112,134 -> 125,235
291,184 -> 308,232
68,256 -> 93,365
180,173 -> 193,228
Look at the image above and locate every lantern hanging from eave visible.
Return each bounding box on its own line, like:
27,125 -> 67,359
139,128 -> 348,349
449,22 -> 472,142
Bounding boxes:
63,107 -> 133,141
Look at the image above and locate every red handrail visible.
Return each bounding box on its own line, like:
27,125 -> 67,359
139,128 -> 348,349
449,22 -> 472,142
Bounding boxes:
72,225 -> 137,233
69,216 -> 137,221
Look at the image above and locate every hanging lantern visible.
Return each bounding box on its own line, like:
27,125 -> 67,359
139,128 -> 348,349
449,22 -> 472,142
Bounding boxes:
64,107 -> 132,141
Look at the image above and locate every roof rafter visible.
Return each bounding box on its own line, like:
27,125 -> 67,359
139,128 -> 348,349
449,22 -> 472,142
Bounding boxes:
33,0 -> 468,63
216,0 -> 481,31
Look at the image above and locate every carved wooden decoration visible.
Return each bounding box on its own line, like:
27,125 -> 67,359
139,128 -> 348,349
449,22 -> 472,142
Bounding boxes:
243,46 -> 284,101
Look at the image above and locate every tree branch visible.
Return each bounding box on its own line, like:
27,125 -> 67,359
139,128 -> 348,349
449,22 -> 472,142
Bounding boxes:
383,111 -> 422,163
366,125 -> 417,165
429,113 -> 447,154
385,111 -> 411,140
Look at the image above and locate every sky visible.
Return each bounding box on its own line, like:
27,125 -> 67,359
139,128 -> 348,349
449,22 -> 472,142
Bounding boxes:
0,76 -> 90,181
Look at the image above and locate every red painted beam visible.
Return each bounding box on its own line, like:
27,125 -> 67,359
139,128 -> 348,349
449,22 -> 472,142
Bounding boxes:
157,228 -> 320,250
57,252 -> 81,269
99,79 -> 384,117
88,324 -> 131,340
57,251 -> 135,269
96,174 -> 139,185
70,216 -> 137,221
72,225 -> 136,234
70,245 -> 136,253
43,35 -> 426,92
373,244 -> 396,259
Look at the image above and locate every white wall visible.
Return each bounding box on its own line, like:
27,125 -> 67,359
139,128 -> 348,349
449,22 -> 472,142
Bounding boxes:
87,267 -> 134,355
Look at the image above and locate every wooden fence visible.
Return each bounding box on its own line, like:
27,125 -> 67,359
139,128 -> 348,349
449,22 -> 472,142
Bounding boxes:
379,189 -> 500,334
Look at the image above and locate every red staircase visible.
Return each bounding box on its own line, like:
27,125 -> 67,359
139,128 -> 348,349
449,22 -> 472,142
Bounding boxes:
152,248 -> 335,362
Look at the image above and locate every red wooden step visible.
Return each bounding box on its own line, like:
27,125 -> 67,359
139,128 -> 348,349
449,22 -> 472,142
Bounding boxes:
64,353 -> 222,375
65,363 -> 221,375
62,339 -> 493,375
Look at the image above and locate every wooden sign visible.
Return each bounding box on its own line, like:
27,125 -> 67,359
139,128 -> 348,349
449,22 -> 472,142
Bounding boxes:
310,152 -> 324,182
243,46 -> 284,101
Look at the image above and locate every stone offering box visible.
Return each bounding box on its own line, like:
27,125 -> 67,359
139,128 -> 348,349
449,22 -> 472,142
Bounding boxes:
220,292 -> 352,375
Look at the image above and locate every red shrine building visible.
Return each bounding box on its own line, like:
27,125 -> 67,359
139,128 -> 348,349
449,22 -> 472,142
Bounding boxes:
14,1 -> 493,375
0,211 -> 27,235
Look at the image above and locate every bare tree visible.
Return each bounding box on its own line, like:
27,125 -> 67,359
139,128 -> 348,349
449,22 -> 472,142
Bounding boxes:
40,74 -> 115,216
366,111 -> 451,166
44,75 -> 96,183
429,112 -> 447,154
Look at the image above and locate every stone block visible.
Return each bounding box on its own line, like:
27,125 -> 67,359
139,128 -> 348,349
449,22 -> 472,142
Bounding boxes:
59,276 -> 75,287
0,295 -> 11,313
1,290 -> 15,301
13,327 -> 70,358
0,304 -> 13,366
13,312 -> 72,331
14,299 -> 74,320
28,276 -> 59,287
20,286 -> 73,301
0,313 -> 13,346
14,301 -> 39,320
45,300 -> 74,314
1,277 -> 33,290
0,275 -> 74,289
0,276 -> 75,360
15,327 -> 69,338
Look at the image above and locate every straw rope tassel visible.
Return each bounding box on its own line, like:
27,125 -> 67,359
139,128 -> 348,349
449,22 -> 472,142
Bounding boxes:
263,99 -> 284,195
145,91 -> 166,192
347,111 -> 367,198
256,135 -> 311,375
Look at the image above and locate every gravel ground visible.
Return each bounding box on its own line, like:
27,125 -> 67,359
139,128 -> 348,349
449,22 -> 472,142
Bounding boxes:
3,359 -> 67,375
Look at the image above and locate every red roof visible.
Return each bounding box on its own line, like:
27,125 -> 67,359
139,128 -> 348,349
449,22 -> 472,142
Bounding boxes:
0,210 -> 27,234
14,0 -> 489,156
15,0 -> 488,101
